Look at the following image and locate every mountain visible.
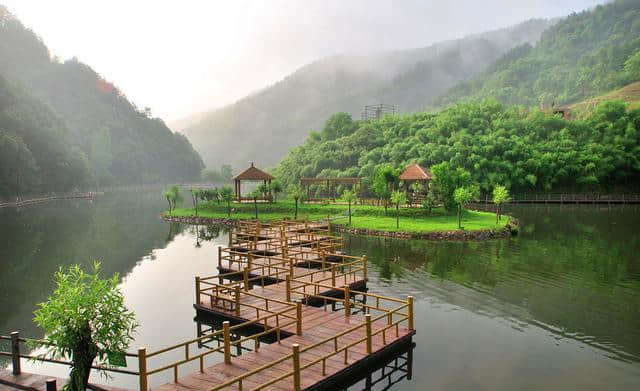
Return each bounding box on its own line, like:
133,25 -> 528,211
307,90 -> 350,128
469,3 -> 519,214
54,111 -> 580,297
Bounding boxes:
436,0 -> 640,108
0,5 -> 204,197
275,0 -> 640,194
174,19 -> 553,169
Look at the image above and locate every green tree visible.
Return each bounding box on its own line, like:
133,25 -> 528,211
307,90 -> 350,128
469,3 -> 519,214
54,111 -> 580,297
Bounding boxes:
257,183 -> 270,201
220,186 -> 234,217
248,189 -> 262,219
492,185 -> 511,223
422,191 -> 437,215
287,185 -> 305,219
431,162 -> 472,212
271,180 -> 283,203
372,164 -> 398,214
190,188 -> 202,216
341,189 -> 357,225
390,190 -> 408,229
162,185 -> 183,214
33,262 -> 137,391
624,49 -> 640,81
453,187 -> 475,229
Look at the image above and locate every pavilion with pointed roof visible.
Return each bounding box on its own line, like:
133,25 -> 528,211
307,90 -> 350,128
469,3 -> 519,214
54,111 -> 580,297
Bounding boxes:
399,161 -> 432,203
232,162 -> 274,201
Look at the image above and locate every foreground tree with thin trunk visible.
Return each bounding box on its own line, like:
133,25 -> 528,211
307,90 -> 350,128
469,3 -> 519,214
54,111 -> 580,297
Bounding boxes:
190,188 -> 202,216
162,185 -> 183,215
220,186 -> 234,217
33,262 -> 137,391
390,190 -> 408,229
492,185 -> 510,223
341,189 -> 357,225
249,189 -> 262,219
287,185 -> 305,219
453,187 -> 475,229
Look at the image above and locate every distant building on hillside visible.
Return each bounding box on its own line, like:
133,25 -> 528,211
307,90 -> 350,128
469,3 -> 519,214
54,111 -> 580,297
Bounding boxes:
553,104 -> 571,120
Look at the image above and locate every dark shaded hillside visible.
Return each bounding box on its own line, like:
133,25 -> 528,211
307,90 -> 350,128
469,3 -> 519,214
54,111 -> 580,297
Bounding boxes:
0,5 -> 204,195
176,19 -> 552,169
437,0 -> 640,107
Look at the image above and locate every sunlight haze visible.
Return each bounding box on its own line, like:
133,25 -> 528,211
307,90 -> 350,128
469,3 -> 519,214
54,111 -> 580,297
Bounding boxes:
3,0 -> 604,122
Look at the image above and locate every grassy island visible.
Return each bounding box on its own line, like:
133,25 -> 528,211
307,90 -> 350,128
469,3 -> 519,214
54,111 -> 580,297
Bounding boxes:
168,201 -> 510,234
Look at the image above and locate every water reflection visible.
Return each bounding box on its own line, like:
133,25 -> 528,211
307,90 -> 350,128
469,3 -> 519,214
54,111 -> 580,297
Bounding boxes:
343,205 -> 640,364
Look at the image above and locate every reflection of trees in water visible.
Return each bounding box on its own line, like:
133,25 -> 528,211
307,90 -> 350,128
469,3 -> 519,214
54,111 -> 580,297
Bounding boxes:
0,191 -> 177,340
343,205 -> 640,360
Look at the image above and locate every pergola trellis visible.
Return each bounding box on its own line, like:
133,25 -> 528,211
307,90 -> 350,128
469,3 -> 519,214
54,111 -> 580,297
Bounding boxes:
232,163 -> 273,202
300,177 -> 361,200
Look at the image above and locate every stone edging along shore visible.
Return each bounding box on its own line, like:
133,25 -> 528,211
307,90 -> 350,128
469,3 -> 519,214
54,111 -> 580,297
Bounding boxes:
162,214 -> 519,241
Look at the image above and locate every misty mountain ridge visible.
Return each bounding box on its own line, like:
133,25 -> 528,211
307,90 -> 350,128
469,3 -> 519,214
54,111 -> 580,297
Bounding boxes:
173,18 -> 553,170
0,5 -> 204,197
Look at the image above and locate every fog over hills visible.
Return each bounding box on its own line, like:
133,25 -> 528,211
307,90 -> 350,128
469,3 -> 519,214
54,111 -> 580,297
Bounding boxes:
173,19 -> 553,169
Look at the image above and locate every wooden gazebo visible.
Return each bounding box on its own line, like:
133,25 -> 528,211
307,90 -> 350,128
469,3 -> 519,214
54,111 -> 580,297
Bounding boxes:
232,162 -> 274,202
399,161 -> 432,204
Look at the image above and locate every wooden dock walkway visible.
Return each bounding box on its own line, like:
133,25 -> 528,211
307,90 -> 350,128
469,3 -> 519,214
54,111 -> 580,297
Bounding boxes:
1,219 -> 414,391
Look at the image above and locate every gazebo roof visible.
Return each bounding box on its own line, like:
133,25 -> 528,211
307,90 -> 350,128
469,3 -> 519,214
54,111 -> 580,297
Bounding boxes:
232,162 -> 274,181
399,161 -> 432,181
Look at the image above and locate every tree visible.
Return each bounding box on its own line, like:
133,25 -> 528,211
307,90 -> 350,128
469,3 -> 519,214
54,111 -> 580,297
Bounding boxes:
33,262 -> 137,391
248,189 -> 262,219
431,162 -> 472,212
341,189 -> 357,225
372,164 -> 398,214
257,183 -> 270,201
288,185 -> 305,219
422,191 -> 437,215
220,164 -> 233,181
390,190 -> 408,229
624,49 -> 640,81
190,188 -> 202,216
162,185 -> 183,214
492,185 -> 511,223
220,186 -> 234,217
271,180 -> 283,203
453,187 -> 475,229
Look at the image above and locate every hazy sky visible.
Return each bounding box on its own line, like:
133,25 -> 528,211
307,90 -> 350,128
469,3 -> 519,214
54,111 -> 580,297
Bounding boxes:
3,0 -> 605,122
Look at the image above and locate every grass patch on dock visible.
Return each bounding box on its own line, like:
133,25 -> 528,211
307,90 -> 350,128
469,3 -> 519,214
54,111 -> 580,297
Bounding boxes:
169,201 -> 509,233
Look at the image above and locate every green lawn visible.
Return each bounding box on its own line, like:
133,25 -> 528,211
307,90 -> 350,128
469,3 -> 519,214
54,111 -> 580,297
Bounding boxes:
168,201 -> 509,233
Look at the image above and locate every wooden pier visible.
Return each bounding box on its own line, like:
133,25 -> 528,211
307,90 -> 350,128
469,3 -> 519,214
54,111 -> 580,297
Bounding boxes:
1,219 -> 414,391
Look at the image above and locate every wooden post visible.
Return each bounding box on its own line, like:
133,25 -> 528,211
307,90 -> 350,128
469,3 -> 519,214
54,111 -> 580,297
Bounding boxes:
195,276 -> 201,305
296,300 -> 303,335
138,347 -> 147,391
223,321 -> 231,364
218,246 -> 222,267
331,264 -> 336,286
292,344 -> 301,391
243,267 -> 249,291
362,255 -> 367,281
321,251 -> 326,270
408,296 -> 414,331
365,314 -> 372,354
235,285 -> 241,316
344,286 -> 350,317
45,379 -> 57,391
248,252 -> 253,269
286,274 -> 291,302
11,331 -> 20,375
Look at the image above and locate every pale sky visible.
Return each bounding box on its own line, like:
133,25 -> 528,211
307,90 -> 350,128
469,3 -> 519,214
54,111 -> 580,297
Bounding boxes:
2,0 -> 605,122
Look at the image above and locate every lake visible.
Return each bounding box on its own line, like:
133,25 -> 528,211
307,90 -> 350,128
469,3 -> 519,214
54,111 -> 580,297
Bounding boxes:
1,190 -> 639,390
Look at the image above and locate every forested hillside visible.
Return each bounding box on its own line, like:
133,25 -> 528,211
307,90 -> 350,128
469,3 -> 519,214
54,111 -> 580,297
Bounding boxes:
176,19 -> 552,168
437,0 -> 640,108
275,100 -> 640,195
0,6 -> 204,197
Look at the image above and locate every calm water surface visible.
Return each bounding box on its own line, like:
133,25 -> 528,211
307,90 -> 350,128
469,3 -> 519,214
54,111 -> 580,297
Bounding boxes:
1,191 -> 639,390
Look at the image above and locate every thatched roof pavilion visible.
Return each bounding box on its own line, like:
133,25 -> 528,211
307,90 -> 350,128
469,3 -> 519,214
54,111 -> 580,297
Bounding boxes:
232,162 -> 274,201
